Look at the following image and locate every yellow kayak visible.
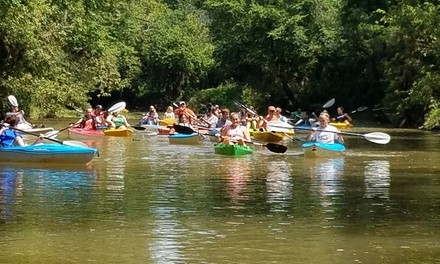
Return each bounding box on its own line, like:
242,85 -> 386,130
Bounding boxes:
329,122 -> 353,129
252,130 -> 284,143
104,128 -> 134,137
159,118 -> 176,126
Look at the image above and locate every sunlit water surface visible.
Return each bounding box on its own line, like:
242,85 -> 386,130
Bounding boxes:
1,122 -> 439,263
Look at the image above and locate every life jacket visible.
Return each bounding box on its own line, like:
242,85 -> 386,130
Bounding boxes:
0,129 -> 20,147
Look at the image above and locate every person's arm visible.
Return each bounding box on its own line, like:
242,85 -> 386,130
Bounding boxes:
345,113 -> 352,123
123,116 -> 131,127
106,115 -> 115,128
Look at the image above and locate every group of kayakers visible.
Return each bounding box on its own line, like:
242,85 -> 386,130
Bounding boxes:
1,94 -> 354,148
72,105 -> 131,130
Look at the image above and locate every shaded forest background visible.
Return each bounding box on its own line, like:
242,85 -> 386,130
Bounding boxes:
1,0 -> 439,128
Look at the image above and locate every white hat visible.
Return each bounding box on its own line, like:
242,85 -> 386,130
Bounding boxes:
179,101 -> 186,105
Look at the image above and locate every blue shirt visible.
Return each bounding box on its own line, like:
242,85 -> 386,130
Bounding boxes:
0,129 -> 20,147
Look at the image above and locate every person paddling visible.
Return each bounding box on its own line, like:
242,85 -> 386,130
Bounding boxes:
220,112 -> 251,146
106,110 -> 131,129
307,112 -> 344,144
332,106 -> 353,126
0,116 -> 43,147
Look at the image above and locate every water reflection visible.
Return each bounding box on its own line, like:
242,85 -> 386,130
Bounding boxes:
101,137 -> 129,193
223,159 -> 251,204
308,158 -> 345,207
0,166 -> 97,222
364,160 -> 390,199
149,177 -> 185,264
266,160 -> 292,212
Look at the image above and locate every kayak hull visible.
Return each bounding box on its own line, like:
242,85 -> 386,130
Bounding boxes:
214,143 -> 253,156
302,142 -> 346,158
253,130 -> 284,143
17,123 -> 54,134
0,144 -> 97,164
68,128 -> 104,140
329,122 -> 353,129
168,133 -> 203,145
159,118 -> 176,126
103,128 -> 134,137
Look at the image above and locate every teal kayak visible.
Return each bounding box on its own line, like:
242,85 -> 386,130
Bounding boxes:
168,133 -> 203,145
302,142 -> 346,158
214,143 -> 254,156
0,144 -> 98,164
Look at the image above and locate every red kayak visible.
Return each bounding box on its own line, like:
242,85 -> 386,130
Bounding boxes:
68,127 -> 104,140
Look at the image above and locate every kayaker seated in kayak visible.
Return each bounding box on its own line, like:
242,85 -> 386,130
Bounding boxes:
5,105 -> 34,129
216,108 -> 232,128
307,112 -> 344,144
163,106 -> 175,119
331,106 -> 352,126
106,111 -> 131,129
0,116 -> 43,147
220,112 -> 251,146
275,107 -> 288,123
139,105 -> 159,125
93,105 -> 107,129
174,101 -> 196,124
258,105 -> 280,131
72,108 -> 97,130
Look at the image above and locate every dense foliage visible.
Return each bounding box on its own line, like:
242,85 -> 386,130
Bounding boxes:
0,0 -> 439,128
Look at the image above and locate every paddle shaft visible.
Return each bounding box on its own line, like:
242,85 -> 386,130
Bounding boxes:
12,127 -> 66,145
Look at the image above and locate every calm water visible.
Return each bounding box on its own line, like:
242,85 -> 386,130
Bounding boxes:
1,121 -> 439,263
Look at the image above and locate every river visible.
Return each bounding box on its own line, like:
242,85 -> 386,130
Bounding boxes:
0,120 -> 439,263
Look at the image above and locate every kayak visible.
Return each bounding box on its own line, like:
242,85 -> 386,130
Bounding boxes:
168,133 -> 203,145
159,118 -> 176,126
158,126 -> 171,135
17,123 -> 55,134
302,142 -> 346,158
103,128 -> 134,137
329,122 -> 353,129
68,128 -> 104,140
252,130 -> 284,143
214,143 -> 254,156
0,144 -> 98,164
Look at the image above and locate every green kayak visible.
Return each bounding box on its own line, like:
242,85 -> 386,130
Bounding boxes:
214,143 -> 254,156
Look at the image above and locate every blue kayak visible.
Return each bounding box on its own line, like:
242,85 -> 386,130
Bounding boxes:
168,133 -> 203,145
0,144 -> 98,164
302,142 -> 346,158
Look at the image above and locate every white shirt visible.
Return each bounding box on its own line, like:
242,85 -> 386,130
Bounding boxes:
310,124 -> 341,144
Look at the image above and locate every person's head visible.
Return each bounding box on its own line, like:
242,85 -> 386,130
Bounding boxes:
337,107 -> 345,115
179,101 -> 186,108
112,111 -> 119,116
95,105 -> 103,112
178,114 -> 187,123
10,105 -> 19,112
319,112 -> 330,125
166,106 -> 173,113
149,105 -> 156,111
221,108 -> 230,120
3,115 -> 18,127
268,106 -> 276,115
85,108 -> 93,116
229,112 -> 241,126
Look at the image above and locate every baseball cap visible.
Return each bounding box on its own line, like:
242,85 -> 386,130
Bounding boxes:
95,105 -> 103,109
179,101 -> 186,105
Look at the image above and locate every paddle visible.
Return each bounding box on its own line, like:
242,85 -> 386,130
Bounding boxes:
12,127 -> 89,148
267,123 -> 391,144
335,106 -> 368,119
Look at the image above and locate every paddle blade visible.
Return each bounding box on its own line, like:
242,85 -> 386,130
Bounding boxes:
173,124 -> 195,134
62,140 -> 90,148
132,125 -> 146,131
44,130 -> 59,138
8,95 -> 19,107
363,132 -> 391,144
322,98 -> 335,109
266,143 -> 287,153
108,102 -> 126,114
